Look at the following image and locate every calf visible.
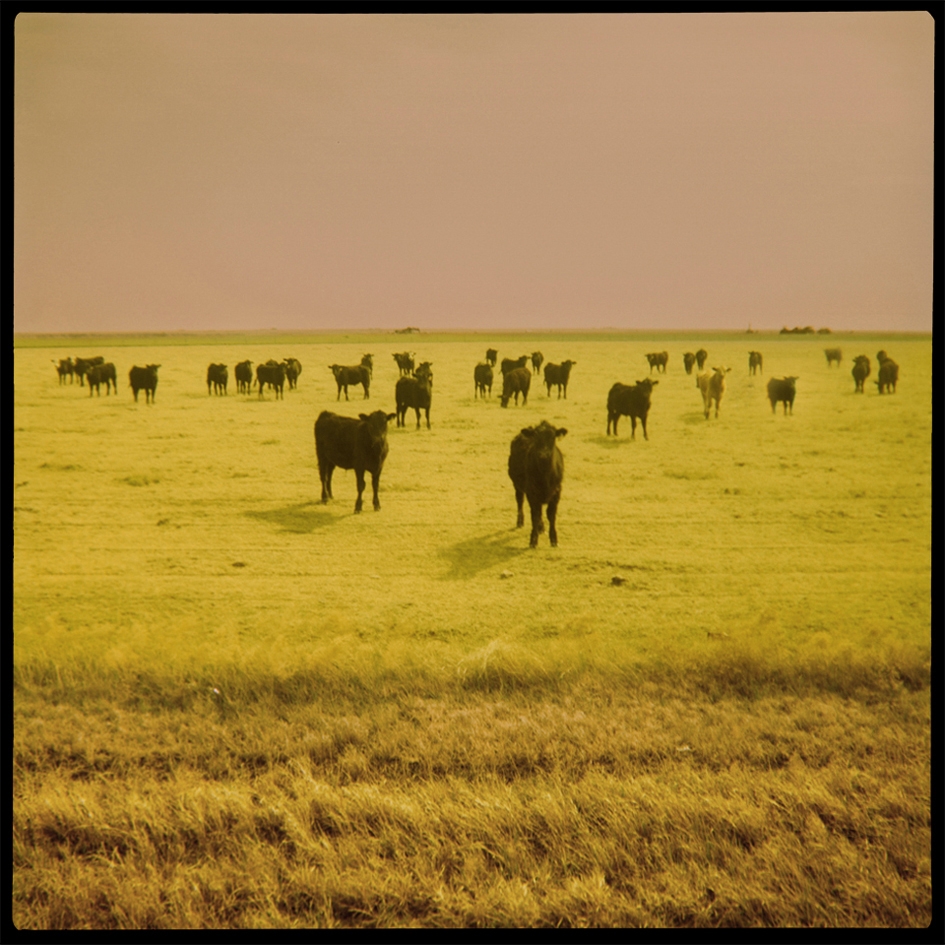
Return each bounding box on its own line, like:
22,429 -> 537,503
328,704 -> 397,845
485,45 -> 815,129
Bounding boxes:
748,351 -> 763,375
508,421 -> 567,548
500,367 -> 531,407
501,355 -> 529,376
543,360 -> 575,399
283,358 -> 302,389
474,362 -> 493,399
645,351 -> 669,374
851,355 -> 870,393
825,348 -> 843,367
329,364 -> 370,400
875,358 -> 898,394
74,356 -> 104,387
396,373 -> 433,428
531,351 -> 544,373
52,358 -> 74,384
257,360 -> 286,399
683,352 -> 697,375
87,362 -> 117,396
315,410 -> 396,513
234,360 -> 254,393
607,378 -> 658,439
393,352 -> 415,375
129,364 -> 160,403
698,367 -> 731,419
485,348 -> 498,366
767,376 -> 798,414
207,363 -> 228,395
695,349 -> 708,371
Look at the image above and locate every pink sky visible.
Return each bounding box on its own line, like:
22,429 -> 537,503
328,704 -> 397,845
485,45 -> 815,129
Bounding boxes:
14,13 -> 934,333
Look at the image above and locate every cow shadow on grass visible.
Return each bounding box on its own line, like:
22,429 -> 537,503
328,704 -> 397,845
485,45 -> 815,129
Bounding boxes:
245,502 -> 335,534
439,529 -> 529,580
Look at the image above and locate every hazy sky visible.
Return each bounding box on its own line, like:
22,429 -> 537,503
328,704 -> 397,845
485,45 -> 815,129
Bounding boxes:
15,13 -> 934,333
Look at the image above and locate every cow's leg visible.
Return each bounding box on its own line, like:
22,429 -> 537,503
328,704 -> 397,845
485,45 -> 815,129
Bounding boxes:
371,470 -> 381,511
630,416 -> 637,440
425,407 -> 430,429
415,408 -> 421,430
641,415 -> 648,441
354,469 -> 366,513
515,489 -> 525,528
528,499 -> 544,548
547,494 -> 560,547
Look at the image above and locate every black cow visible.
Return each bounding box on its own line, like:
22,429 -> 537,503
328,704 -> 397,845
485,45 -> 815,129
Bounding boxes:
501,367 -> 531,407
257,361 -> 286,399
501,355 -> 529,376
235,360 -> 254,394
474,362 -> 493,399
329,364 -> 370,400
52,358 -> 74,384
395,373 -> 433,428
851,355 -> 870,393
683,352 -> 697,375
393,352 -> 415,375
875,358 -> 899,394
544,360 -> 575,399
531,351 -> 544,373
645,351 -> 669,374
283,358 -> 302,390
607,378 -> 658,440
86,362 -> 117,396
129,364 -> 160,403
695,349 -> 708,371
485,348 -> 498,366
508,421 -> 567,548
360,354 -> 373,379
749,351 -> 763,375
74,356 -> 104,387
767,376 -> 798,414
315,410 -> 396,513
207,363 -> 228,395
825,348 -> 843,367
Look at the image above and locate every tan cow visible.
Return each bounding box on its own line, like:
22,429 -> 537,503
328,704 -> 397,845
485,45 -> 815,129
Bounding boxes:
698,367 -> 731,419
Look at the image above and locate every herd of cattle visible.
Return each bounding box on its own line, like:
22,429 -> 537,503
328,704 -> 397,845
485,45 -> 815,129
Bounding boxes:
50,344 -> 902,548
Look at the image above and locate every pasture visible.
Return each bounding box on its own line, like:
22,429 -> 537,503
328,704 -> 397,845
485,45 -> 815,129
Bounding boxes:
13,331 -> 931,928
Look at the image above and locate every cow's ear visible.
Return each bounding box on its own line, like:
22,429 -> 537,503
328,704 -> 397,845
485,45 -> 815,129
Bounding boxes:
359,413 -> 370,421
652,379 -> 659,385
386,412 -> 397,422
556,428 -> 568,438
520,427 -> 535,437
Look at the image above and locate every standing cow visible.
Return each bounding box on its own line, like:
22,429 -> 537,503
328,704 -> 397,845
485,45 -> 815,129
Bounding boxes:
74,356 -> 104,387
395,373 -> 433,428
508,421 -> 567,548
234,360 -> 254,394
52,358 -> 75,384
749,351 -> 763,375
501,355 -> 529,376
851,356 -> 871,393
360,354 -> 373,380
474,363 -> 493,399
695,349 -> 708,371
698,367 -> 731,419
543,360 -> 575,399
875,358 -> 899,394
500,367 -> 531,407
87,362 -> 117,396
283,358 -> 302,390
531,351 -> 544,374
329,364 -> 370,401
607,378 -> 658,440
485,348 -> 498,366
257,361 -> 286,399
683,352 -> 697,375
825,348 -> 843,367
645,352 -> 669,374
767,376 -> 798,414
207,363 -> 228,395
393,352 -> 415,375
129,364 -> 160,403
315,410 -> 396,513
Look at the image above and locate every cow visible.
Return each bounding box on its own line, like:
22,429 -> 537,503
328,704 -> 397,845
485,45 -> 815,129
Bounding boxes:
851,355 -> 871,393
645,351 -> 669,374
52,358 -> 74,384
360,354 -> 373,380
485,348 -> 498,366
531,351 -> 544,373
876,350 -> 889,365
283,358 -> 302,390
257,360 -> 286,399
234,360 -> 254,394
329,364 -> 370,401
393,352 -> 415,375
414,361 -> 433,384
474,362 -> 493,399
501,355 -> 529,376
314,409 -> 396,513
698,367 -> 731,419
606,378 -> 658,440
508,421 -> 567,548
74,356 -> 104,387
207,363 -> 228,395
825,348 -> 843,367
500,367 -> 531,407
86,362 -> 117,396
129,364 -> 160,403
695,349 -> 708,371
875,358 -> 899,394
767,376 -> 798,414
395,373 -> 433,428
683,352 -> 697,375
544,360 -> 575,399
749,351 -> 763,375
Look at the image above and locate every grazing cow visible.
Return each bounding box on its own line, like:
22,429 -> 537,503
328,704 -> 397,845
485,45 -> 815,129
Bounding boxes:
607,378 -> 658,440
749,351 -> 763,375
283,358 -> 302,390
360,354 -> 373,380
315,410 -> 396,513
129,364 -> 160,403
207,363 -> 228,395
474,362 -> 494,399
86,362 -> 117,396
698,367 -> 731,419
543,360 -> 575,399
851,355 -> 871,393
500,367 -> 531,407
695,349 -> 708,371
767,376 -> 798,414
329,364 -> 370,401
683,352 -> 697,375
395,373 -> 433,428
508,421 -> 567,548
74,356 -> 104,387
257,360 -> 286,399
645,351 -> 669,374
875,358 -> 899,394
531,351 -> 544,373
485,348 -> 498,366
825,348 -> 843,367
501,355 -> 529,376
52,358 -> 74,384
234,360 -> 254,394
393,352 -> 415,375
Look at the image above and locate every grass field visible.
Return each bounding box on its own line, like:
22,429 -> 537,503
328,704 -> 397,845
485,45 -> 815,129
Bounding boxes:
13,331 -> 932,928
